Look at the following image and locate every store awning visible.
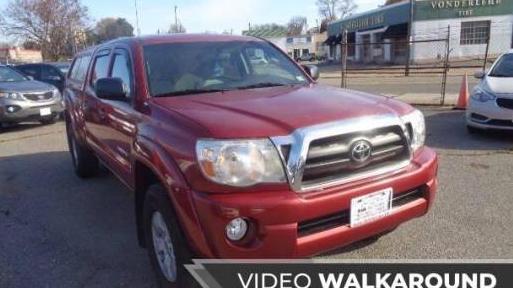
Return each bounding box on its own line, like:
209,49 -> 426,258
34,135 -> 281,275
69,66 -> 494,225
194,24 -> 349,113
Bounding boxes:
323,35 -> 336,45
383,23 -> 408,39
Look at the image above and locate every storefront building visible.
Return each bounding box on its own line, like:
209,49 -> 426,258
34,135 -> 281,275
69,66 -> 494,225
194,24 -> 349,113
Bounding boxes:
326,0 -> 513,64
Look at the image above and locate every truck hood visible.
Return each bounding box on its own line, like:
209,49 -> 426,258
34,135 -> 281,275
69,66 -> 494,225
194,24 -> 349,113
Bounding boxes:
152,84 -> 414,138
483,76 -> 513,95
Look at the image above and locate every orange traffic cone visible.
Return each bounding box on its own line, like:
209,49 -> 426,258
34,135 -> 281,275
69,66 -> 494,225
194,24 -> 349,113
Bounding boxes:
455,73 -> 469,110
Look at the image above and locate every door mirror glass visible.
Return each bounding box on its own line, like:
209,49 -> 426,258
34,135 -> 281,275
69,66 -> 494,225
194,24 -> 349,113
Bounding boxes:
474,71 -> 486,79
95,78 -> 126,101
302,64 -> 319,80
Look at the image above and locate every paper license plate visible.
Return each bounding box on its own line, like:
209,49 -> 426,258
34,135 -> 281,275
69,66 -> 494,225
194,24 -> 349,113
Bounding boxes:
350,188 -> 392,227
40,107 -> 51,116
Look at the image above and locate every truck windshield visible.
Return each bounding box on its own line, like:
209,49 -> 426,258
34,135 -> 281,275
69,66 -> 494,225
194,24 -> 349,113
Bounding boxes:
488,54 -> 513,78
0,67 -> 27,82
143,41 -> 309,97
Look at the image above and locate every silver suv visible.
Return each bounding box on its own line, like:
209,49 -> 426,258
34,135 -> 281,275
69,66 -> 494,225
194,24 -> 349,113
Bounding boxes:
0,65 -> 63,126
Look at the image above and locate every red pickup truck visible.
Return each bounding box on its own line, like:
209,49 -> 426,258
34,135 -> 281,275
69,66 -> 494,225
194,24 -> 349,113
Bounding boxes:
64,34 -> 438,287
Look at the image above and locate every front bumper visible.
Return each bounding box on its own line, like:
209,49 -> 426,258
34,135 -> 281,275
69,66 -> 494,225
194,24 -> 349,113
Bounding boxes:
0,98 -> 64,123
192,147 -> 438,258
466,97 -> 513,130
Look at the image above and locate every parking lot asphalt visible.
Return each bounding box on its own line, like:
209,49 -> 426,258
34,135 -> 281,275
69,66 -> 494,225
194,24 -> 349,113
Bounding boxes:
1,107 -> 513,287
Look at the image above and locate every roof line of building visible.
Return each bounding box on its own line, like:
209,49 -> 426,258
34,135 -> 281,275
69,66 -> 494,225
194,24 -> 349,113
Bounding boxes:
330,0 -> 410,25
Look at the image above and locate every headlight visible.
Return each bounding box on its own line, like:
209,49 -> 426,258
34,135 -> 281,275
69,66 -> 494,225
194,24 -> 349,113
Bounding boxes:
0,92 -> 23,100
196,139 -> 286,187
471,87 -> 496,102
53,89 -> 61,98
401,109 -> 426,152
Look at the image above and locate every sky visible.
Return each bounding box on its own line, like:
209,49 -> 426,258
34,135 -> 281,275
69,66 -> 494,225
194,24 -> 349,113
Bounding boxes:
80,0 -> 384,35
0,0 -> 384,42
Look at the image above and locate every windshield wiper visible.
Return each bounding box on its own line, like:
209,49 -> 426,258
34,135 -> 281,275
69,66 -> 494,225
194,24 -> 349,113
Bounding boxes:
154,88 -> 228,97
235,82 -> 288,90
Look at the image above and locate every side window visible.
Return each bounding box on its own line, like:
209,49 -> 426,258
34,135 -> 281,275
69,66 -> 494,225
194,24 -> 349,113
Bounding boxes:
111,49 -> 133,98
90,50 -> 111,86
41,66 -> 62,81
76,55 -> 91,83
18,65 -> 40,79
69,57 -> 82,80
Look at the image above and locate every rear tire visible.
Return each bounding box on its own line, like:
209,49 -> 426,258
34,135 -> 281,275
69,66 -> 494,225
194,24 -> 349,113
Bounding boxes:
143,184 -> 198,288
66,119 -> 98,178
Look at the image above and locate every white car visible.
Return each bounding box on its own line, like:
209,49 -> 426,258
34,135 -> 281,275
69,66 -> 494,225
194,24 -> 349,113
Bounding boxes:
466,50 -> 513,132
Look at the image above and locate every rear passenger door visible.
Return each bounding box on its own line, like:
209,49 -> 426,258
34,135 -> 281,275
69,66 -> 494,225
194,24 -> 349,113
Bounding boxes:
83,49 -> 112,159
65,54 -> 91,133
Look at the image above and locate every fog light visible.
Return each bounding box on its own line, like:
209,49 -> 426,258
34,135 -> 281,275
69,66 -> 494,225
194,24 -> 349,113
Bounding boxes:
6,106 -> 21,113
225,218 -> 248,241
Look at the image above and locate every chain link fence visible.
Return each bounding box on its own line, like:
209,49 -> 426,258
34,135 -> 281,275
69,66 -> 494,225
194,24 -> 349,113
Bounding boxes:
332,24 -> 512,105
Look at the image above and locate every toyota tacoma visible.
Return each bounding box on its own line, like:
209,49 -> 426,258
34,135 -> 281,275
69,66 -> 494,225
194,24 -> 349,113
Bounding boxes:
64,34 -> 438,288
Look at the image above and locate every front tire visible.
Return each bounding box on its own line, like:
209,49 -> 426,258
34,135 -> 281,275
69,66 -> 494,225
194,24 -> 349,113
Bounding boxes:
66,120 -> 98,178
143,184 -> 197,288
467,125 -> 480,134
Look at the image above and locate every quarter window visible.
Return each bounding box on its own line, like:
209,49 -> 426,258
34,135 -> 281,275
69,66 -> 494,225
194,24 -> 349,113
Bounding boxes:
460,21 -> 490,45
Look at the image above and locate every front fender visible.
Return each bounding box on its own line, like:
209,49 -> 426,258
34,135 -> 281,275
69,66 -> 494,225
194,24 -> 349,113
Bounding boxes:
132,136 -> 214,258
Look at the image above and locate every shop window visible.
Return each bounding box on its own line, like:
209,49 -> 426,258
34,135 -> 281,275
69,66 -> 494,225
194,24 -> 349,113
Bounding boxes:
460,21 -> 490,45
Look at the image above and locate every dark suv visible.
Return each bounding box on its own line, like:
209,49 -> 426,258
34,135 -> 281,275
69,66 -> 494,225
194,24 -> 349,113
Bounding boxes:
16,63 -> 67,92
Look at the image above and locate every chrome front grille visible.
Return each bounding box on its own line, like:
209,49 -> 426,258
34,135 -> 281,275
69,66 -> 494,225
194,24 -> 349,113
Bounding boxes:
302,126 -> 409,187
23,91 -> 53,101
271,114 -> 412,192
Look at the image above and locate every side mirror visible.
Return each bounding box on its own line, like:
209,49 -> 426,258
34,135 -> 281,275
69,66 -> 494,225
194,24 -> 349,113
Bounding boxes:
302,65 -> 320,81
95,78 -> 126,101
474,71 -> 486,79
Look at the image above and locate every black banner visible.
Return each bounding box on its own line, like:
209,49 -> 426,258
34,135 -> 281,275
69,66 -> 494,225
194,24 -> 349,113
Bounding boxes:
186,260 -> 513,288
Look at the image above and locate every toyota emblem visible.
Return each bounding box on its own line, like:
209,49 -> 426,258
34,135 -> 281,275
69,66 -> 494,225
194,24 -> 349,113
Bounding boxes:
350,140 -> 372,163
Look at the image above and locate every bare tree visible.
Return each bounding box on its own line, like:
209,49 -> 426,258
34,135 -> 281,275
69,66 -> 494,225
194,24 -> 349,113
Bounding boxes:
0,0 -> 90,60
316,0 -> 357,21
287,16 -> 307,36
169,22 -> 186,34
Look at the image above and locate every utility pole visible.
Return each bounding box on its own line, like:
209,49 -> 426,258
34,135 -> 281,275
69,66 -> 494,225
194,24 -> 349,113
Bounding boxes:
174,5 -> 178,28
340,29 -> 348,88
405,0 -> 414,76
134,0 -> 141,36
